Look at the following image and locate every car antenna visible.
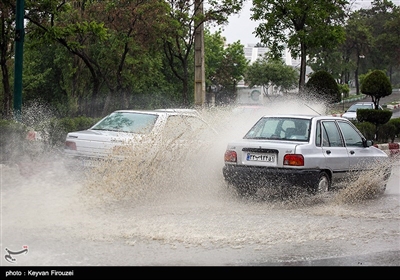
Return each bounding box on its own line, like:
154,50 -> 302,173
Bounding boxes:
303,103 -> 322,115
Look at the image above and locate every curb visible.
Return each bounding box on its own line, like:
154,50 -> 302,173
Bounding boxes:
374,142 -> 400,157
387,104 -> 400,110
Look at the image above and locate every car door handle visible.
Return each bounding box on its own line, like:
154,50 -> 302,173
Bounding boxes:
326,150 -> 331,155
350,150 -> 355,154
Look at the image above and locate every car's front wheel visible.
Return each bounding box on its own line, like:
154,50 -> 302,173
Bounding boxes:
310,171 -> 331,195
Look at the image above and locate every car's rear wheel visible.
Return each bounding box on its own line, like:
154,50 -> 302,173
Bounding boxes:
310,171 -> 331,195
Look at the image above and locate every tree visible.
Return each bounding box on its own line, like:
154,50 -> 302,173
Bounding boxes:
204,30 -> 248,105
250,0 -> 347,91
23,0 -> 173,116
244,55 -> 298,97
361,70 -> 392,109
0,0 -> 15,118
366,0 -> 400,84
162,0 -> 245,106
305,70 -> 341,103
344,10 -> 373,95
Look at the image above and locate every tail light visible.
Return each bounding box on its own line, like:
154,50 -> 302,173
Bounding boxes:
224,150 -> 237,163
65,141 -> 77,150
283,154 -> 304,166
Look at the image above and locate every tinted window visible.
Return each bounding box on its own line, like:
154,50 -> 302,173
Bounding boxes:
245,117 -> 310,141
337,121 -> 364,147
321,121 -> 343,147
91,112 -> 158,133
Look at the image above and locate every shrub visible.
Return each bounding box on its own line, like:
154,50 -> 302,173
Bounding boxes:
387,118 -> 400,142
355,122 -> 375,140
305,70 -> 341,103
357,109 -> 392,141
377,122 -> 396,143
357,109 -> 392,124
360,70 -> 392,108
338,83 -> 350,98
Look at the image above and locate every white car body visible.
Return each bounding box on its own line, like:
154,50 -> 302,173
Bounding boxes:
64,109 -> 211,167
222,114 -> 390,196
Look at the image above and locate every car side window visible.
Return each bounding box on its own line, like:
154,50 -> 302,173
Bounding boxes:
321,121 -> 343,147
337,121 -> 364,147
163,115 -> 190,140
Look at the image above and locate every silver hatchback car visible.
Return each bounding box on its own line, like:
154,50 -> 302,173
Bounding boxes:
222,114 -> 390,196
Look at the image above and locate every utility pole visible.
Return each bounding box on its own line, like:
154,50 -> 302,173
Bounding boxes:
14,0 -> 25,121
194,0 -> 206,106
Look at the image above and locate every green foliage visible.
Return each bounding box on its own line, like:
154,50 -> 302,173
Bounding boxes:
357,108 -> 392,141
245,55 -> 298,94
357,109 -> 392,125
338,83 -> 350,98
354,121 -> 375,140
389,118 -> 400,142
371,117 -> 400,143
251,0 -> 347,88
360,70 -> 392,108
305,70 -> 340,103
204,30 -> 248,104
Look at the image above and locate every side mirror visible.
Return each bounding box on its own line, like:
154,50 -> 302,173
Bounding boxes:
363,138 -> 374,147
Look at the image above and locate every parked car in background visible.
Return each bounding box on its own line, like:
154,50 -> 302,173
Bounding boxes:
222,114 -> 390,196
64,109 -> 212,168
342,102 -> 383,121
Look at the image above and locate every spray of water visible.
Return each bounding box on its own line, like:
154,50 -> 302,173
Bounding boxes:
333,158 -> 394,204
81,95 -> 327,204
2,96 -> 397,256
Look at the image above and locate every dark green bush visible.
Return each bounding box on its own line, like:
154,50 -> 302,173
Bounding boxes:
356,117 -> 400,143
355,121 -> 375,140
361,70 -> 392,103
377,122 -> 396,143
357,109 -> 392,124
387,118 -> 400,142
305,70 -> 341,103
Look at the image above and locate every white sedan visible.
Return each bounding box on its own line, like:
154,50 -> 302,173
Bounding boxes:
65,109 -> 211,168
222,114 -> 390,196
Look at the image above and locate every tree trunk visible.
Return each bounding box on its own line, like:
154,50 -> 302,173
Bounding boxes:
1,62 -> 11,118
298,42 -> 307,91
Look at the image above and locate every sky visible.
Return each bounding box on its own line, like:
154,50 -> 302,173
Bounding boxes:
213,0 -> 400,45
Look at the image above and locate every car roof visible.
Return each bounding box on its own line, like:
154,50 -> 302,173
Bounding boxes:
111,109 -> 199,116
351,102 -> 374,106
259,114 -> 349,121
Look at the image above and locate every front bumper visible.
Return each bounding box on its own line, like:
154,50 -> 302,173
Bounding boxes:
222,164 -> 321,188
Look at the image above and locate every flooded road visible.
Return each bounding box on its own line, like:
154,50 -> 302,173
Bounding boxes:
1,99 -> 399,268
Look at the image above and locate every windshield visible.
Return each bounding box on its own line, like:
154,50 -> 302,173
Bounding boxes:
244,117 -> 311,141
347,104 -> 373,112
91,112 -> 158,133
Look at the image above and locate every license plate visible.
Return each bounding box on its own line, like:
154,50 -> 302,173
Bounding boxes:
246,153 -> 276,162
